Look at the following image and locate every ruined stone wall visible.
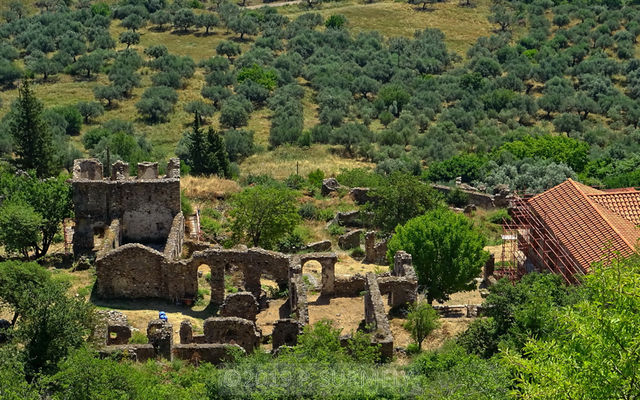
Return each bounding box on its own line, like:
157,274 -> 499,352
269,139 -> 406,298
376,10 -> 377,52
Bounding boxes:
173,343 -> 243,365
334,274 -> 366,297
364,273 -> 393,360
220,292 -> 259,321
95,244 -> 197,301
272,319 -> 302,350
298,253 -> 337,295
190,247 -> 290,304
203,317 -> 261,353
96,219 -> 121,259
72,158 -> 181,255
163,213 -> 185,261
364,231 -> 388,265
289,272 -> 309,325
431,184 -> 496,209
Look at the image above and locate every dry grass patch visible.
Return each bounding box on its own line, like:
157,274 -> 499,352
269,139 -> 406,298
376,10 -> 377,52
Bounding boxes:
280,0 -> 493,55
182,174 -> 242,200
240,144 -> 374,179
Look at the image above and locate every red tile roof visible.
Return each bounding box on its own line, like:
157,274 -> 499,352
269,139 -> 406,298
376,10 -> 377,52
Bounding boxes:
527,179 -> 640,272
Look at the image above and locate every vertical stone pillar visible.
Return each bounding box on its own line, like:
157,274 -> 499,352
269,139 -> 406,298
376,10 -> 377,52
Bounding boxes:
320,260 -> 335,295
137,162 -> 159,179
179,320 -> 193,344
484,254 -> 495,280
393,251 -> 413,276
242,267 -> 262,301
72,218 -> 94,256
209,264 -> 225,306
111,160 -> 129,180
147,319 -> 173,360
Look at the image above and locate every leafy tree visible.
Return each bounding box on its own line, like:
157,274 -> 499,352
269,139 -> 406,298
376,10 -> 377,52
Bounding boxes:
72,52 -> 104,78
196,13 -> 219,34
488,4 -> 516,32
366,172 -> 440,232
409,0 -> 436,10
0,261 -> 95,378
119,31 -> 140,49
0,58 -> 22,87
387,208 -> 488,303
219,98 -> 249,128
0,171 -> 73,258
237,63 -> 277,90
121,13 -> 145,32
25,54 -> 60,81
229,185 -> 301,248
184,100 -> 215,124
404,301 -> 440,351
150,9 -> 171,30
507,256 -> 640,399
0,202 -> 42,258
135,85 -> 178,122
426,153 -> 487,183
216,40 -> 242,60
229,14 -> 258,40
224,129 -> 255,162
202,85 -> 232,108
331,122 -> 373,155
7,80 -> 54,177
172,8 -> 195,32
93,85 -> 122,108
52,105 -> 83,136
76,101 -> 104,124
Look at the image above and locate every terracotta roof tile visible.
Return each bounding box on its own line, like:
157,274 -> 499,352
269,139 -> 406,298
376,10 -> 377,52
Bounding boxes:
587,192 -> 640,225
527,179 -> 640,272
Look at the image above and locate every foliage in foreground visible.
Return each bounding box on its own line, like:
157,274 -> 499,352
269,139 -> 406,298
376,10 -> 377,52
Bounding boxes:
506,255 -> 640,400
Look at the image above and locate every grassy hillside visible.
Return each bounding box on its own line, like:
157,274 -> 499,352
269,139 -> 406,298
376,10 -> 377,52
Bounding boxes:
0,0 -> 494,175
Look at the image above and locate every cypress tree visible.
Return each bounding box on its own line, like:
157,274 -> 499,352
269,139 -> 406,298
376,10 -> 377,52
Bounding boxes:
206,127 -> 231,178
187,111 -> 207,175
8,80 -> 54,177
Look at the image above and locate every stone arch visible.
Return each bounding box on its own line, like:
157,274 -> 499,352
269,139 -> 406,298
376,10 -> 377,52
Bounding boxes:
298,253 -> 337,295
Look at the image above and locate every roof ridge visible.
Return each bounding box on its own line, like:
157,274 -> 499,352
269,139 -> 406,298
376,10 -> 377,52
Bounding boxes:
580,186 -> 638,253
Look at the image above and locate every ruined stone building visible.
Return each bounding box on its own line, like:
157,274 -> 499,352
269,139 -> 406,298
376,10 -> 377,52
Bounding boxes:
73,158 -> 419,361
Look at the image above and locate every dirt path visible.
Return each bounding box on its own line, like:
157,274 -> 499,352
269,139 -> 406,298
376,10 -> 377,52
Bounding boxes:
246,0 -> 303,9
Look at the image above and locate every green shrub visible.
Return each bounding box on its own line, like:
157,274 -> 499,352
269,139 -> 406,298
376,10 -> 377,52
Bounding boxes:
201,207 -> 221,219
129,331 -> 148,344
350,247 -> 365,258
488,209 -> 511,224
180,190 -> 194,216
298,202 -> 317,220
285,174 -> 306,190
336,168 -> 383,188
446,188 -> 469,207
315,208 -> 335,222
276,231 -> 306,253
200,216 -> 222,239
328,223 -> 345,236
307,169 -> 325,189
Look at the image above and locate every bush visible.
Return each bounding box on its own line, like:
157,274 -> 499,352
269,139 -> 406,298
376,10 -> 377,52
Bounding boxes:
298,202 -> 317,220
488,209 -> 511,224
446,188 -> 469,208
181,190 -> 194,216
404,301 -> 441,351
350,247 -> 365,258
307,169 -> 325,189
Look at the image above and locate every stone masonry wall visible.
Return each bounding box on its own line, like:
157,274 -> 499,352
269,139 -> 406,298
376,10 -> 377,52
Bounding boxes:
72,158 -> 181,255
364,273 -> 394,360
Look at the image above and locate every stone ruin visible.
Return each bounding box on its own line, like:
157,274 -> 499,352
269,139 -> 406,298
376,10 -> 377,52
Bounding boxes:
98,317 -> 243,365
71,158 -> 421,362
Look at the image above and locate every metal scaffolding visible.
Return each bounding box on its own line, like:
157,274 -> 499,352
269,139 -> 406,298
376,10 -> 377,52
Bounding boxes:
499,194 -> 585,284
